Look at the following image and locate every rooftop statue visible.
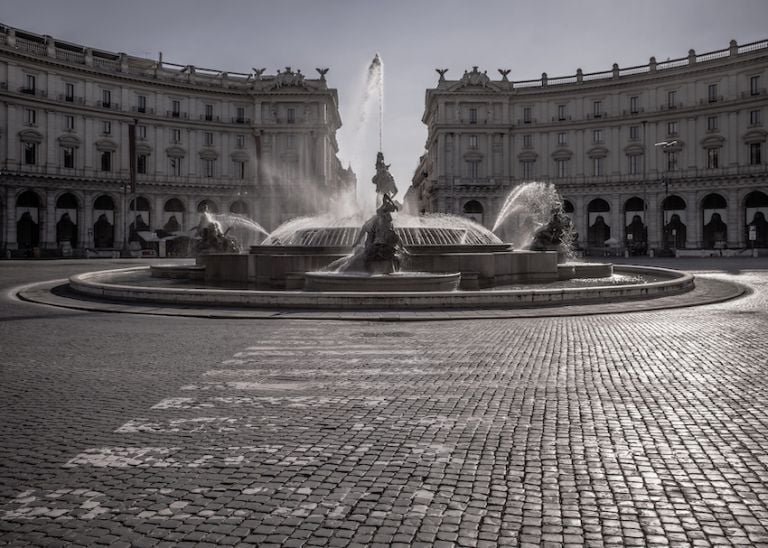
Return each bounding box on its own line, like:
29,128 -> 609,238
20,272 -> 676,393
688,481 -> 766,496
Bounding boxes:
460,66 -> 491,87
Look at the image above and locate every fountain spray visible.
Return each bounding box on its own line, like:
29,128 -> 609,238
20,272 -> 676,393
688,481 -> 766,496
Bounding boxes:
368,53 -> 383,152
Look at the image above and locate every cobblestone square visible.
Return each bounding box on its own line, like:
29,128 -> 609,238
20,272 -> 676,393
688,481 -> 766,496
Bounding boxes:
1,259 -> 768,547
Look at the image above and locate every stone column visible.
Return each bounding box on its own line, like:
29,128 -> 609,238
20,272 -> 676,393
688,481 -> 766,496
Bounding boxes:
727,188 -> 741,248
574,195 -> 587,248
5,194 -> 17,250
82,194 -> 93,249
610,193 -> 622,242
646,193 -> 660,249
44,191 -> 56,250
687,190 -> 700,248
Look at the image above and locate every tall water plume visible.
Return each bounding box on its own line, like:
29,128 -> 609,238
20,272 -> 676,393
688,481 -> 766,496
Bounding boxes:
492,182 -> 566,248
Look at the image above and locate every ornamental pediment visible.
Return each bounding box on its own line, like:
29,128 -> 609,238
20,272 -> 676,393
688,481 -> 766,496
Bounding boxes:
230,150 -> 250,161
95,139 -> 118,152
19,129 -> 44,144
551,148 -> 573,161
136,143 -> 152,155
623,143 -> 645,156
587,146 -> 609,159
743,129 -> 767,144
57,134 -> 81,147
445,66 -> 505,93
700,135 -> 725,149
463,150 -> 484,161
198,148 -> 219,160
166,146 -> 186,158
517,150 -> 538,161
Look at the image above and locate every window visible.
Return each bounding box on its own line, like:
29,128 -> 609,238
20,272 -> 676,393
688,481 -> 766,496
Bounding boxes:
708,84 -> 718,103
523,134 -> 532,148
137,154 -> 147,174
102,89 -> 111,108
26,108 -> 36,126
629,126 -> 640,140
169,157 -> 182,176
65,115 -> 75,130
172,100 -> 181,118
750,110 -> 761,126
23,74 -> 35,94
469,135 -> 478,149
65,83 -> 74,102
521,161 -> 534,179
468,160 -> 479,179
100,151 -> 112,172
205,104 -> 213,121
707,116 -> 719,131
592,157 -> 604,176
557,132 -> 567,146
667,151 -> 678,171
630,96 -> 639,114
628,154 -> 641,175
592,129 -> 603,144
750,143 -> 762,165
234,160 -> 245,179
236,135 -> 246,149
555,159 -> 568,178
707,148 -> 719,169
138,125 -> 147,139
667,90 -> 677,108
522,107 -> 531,124
203,159 -> 215,177
172,129 -> 181,144
137,95 -> 146,113
24,142 -> 36,165
63,146 -> 74,169
236,107 -> 245,123
102,121 -> 111,135
667,121 -> 679,136
592,100 -> 602,118
557,104 -> 566,120
470,108 -> 478,124
204,132 -> 213,146
287,108 -> 295,124
751,75 -> 761,96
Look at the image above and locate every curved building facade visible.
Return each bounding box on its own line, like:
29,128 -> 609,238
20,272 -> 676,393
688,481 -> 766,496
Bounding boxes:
411,39 -> 768,255
0,23 -> 354,256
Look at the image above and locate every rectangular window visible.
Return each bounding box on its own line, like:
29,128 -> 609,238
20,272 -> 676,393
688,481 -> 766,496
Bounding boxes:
65,83 -> 74,102
204,132 -> 213,146
172,129 -> 181,144
707,148 -> 719,169
628,154 -> 641,175
667,121 -> 679,136
23,74 -> 35,94
469,135 -> 478,149
750,143 -> 762,165
630,96 -> 639,114
171,100 -> 181,118
468,160 -> 478,179
138,125 -> 147,139
707,116 -> 718,131
169,157 -> 182,176
204,159 -> 215,177
137,154 -> 147,174
102,89 -> 111,108
557,104 -> 566,120
102,121 -> 111,135
65,115 -> 75,130
708,84 -> 718,103
629,125 -> 639,140
557,132 -> 566,146
667,90 -> 677,108
287,108 -> 295,124
751,75 -> 760,96
100,151 -> 111,172
24,142 -> 36,165
750,110 -> 761,125
592,100 -> 602,118
26,108 -> 36,125
137,95 -> 146,113
556,159 -> 568,178
592,129 -> 603,144
592,157 -> 604,176
236,135 -> 246,149
470,108 -> 478,124
205,104 -> 213,121
234,160 -> 245,179
522,107 -> 531,124
236,107 -> 245,123
63,146 -> 74,169
667,151 -> 678,171
523,134 -> 532,148
521,161 -> 533,180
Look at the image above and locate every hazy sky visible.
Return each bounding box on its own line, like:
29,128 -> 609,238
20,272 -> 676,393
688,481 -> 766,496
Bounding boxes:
3,0 -> 767,189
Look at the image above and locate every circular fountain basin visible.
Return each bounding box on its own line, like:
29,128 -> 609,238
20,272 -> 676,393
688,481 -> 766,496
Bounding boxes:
304,271 -> 461,292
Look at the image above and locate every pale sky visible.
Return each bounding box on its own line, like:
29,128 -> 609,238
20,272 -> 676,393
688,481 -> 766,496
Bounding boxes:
3,0 -> 767,190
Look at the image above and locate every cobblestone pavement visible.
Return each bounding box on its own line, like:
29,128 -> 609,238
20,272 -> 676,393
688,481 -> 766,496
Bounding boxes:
1,259 -> 768,547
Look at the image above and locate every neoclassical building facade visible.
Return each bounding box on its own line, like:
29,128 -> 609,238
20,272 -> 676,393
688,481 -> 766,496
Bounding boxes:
410,39 -> 768,254
0,23 -> 354,255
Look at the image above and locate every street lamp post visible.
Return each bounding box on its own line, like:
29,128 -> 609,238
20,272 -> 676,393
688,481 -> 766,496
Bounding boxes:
654,140 -> 678,254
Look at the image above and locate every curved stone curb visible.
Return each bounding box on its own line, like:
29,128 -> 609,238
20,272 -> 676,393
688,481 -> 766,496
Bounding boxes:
65,265 -> 695,311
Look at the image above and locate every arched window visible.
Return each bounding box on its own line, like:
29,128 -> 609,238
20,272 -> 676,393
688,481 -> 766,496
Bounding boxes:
587,199 -> 611,247
624,197 -> 645,212
230,200 -> 249,215
94,195 -> 115,210
16,190 -> 41,208
56,193 -> 78,209
702,194 -> 728,250
197,200 -> 218,213
164,198 -> 185,212
16,191 -> 41,250
562,200 -> 574,214
662,195 -> 686,211
93,195 -> 115,249
745,191 -> 768,247
462,200 -> 483,224
702,193 -> 727,210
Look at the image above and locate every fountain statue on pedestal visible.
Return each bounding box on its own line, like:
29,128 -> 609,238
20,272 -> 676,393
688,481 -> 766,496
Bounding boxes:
193,206 -> 239,254
528,207 -> 574,260
372,151 -> 398,202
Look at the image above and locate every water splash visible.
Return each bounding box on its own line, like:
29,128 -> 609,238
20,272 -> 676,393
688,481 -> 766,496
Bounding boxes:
492,182 -> 564,248
205,212 -> 270,249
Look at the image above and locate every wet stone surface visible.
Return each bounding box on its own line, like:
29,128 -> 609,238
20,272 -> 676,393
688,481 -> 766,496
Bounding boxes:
1,259 -> 768,546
